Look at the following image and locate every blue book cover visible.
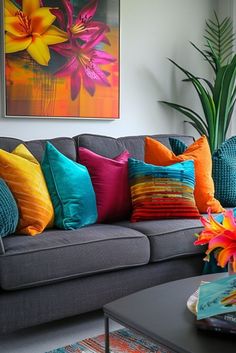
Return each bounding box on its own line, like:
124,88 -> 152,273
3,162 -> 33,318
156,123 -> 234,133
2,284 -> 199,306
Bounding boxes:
197,275 -> 236,320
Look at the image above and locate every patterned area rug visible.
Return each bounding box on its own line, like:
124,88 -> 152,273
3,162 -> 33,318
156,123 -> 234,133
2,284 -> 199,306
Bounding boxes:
46,328 -> 171,353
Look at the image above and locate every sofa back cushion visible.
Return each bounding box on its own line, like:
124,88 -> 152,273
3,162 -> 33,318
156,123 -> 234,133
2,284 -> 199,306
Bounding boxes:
75,134 -> 125,158
74,134 -> 195,161
118,134 -> 194,160
0,137 -> 76,162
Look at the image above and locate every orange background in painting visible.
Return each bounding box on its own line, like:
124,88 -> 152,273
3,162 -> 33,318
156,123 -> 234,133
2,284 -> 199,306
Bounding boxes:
5,29 -> 119,119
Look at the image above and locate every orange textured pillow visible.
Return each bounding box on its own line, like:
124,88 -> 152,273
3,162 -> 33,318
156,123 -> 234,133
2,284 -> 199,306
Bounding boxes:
145,135 -> 223,213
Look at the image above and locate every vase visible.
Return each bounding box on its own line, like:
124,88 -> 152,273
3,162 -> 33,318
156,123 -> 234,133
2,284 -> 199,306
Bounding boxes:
228,261 -> 236,275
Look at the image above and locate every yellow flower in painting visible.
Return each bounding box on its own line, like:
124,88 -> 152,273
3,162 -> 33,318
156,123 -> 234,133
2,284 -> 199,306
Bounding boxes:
5,0 -> 68,66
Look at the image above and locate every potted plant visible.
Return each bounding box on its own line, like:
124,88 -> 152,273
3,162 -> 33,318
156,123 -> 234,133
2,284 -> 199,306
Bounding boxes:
160,12 -> 236,153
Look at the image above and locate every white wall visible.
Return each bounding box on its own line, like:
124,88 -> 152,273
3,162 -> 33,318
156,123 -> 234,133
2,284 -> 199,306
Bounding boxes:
0,0 -> 217,140
217,0 -> 235,137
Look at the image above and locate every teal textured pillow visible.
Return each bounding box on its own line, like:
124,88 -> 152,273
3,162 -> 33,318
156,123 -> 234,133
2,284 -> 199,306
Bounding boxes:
169,138 -> 188,155
212,136 -> 236,206
41,142 -> 97,229
0,178 -> 19,237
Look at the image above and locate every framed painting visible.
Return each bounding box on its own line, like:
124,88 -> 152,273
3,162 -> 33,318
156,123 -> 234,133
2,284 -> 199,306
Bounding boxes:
1,0 -> 120,119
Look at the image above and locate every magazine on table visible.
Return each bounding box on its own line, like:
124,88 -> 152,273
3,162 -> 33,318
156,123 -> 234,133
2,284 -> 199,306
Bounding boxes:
197,275 -> 236,320
195,275 -> 236,335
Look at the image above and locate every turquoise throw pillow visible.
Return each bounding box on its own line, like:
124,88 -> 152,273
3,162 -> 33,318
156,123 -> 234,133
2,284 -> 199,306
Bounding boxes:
41,143 -> 97,229
212,136 -> 236,206
169,138 -> 188,155
0,178 -> 19,237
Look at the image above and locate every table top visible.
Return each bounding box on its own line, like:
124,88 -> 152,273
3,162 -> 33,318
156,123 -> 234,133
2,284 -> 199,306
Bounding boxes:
104,274 -> 236,353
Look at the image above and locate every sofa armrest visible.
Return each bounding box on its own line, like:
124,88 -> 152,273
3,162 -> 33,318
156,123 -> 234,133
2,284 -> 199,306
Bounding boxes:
0,237 -> 5,255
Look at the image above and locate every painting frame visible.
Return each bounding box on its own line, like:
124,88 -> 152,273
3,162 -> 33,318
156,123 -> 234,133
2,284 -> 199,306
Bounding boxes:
1,0 -> 120,120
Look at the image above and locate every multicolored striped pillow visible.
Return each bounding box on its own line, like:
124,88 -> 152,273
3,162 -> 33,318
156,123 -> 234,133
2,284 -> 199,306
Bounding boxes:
128,158 -> 200,222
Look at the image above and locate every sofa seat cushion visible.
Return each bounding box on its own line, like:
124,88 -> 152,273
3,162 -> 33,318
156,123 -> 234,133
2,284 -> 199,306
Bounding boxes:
115,219 -> 205,262
0,225 -> 150,290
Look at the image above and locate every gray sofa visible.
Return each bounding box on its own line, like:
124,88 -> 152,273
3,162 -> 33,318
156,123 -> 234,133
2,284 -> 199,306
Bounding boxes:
0,133 -> 206,334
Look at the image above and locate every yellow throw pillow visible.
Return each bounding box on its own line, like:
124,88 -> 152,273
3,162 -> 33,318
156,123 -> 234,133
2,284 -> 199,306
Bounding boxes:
0,144 -> 54,235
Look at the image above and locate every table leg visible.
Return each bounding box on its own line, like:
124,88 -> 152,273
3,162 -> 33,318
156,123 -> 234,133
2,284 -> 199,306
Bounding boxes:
104,315 -> 110,353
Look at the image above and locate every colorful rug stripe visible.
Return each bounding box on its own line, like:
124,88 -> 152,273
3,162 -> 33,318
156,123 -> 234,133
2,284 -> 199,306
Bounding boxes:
46,328 -> 171,353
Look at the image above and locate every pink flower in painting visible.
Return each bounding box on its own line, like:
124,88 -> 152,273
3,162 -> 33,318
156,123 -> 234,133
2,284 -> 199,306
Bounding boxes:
51,0 -> 110,44
50,0 -> 116,100
53,31 -> 115,100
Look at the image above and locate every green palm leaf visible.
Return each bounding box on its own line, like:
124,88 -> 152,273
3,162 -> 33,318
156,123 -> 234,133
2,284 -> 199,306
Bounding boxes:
160,101 -> 208,136
205,12 -> 234,67
160,12 -> 235,153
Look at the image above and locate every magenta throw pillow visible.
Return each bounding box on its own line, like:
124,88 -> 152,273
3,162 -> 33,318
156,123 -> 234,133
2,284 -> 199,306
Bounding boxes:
78,148 -> 131,223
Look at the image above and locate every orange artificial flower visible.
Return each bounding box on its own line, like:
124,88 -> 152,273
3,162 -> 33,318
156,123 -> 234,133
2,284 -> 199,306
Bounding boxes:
194,209 -> 236,272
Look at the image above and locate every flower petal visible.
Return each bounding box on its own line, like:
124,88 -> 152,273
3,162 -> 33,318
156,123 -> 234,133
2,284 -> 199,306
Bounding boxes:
83,74 -> 96,96
75,21 -> 109,42
55,57 -> 79,77
41,25 -> 68,45
23,0 -> 40,17
5,0 -> 19,16
76,0 -> 98,24
217,246 -> 236,268
27,35 -> 50,66
5,32 -> 31,53
71,72 -> 81,100
5,16 -> 29,38
83,28 -> 109,49
50,8 -> 66,30
62,0 -> 73,28
93,50 -> 116,64
222,209 -> 236,230
208,213 -> 225,232
30,8 -> 56,34
52,43 -> 74,58
208,234 -> 233,251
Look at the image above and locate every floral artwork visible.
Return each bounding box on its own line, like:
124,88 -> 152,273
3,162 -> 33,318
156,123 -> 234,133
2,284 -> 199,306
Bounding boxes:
3,0 -> 120,118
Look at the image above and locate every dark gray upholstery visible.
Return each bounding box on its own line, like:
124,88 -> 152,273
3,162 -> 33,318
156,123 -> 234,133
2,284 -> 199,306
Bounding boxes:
75,133 -> 194,161
24,137 -> 76,162
115,219 -> 205,262
0,257 -> 204,333
0,137 -> 22,152
76,134 -> 125,158
0,225 -> 149,290
118,134 -> 194,160
0,136 -> 76,162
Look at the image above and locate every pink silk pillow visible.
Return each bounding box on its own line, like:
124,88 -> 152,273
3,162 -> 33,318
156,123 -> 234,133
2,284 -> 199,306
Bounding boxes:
78,148 -> 131,223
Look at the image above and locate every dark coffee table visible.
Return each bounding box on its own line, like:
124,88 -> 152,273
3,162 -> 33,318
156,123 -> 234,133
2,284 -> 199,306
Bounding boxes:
103,274 -> 235,353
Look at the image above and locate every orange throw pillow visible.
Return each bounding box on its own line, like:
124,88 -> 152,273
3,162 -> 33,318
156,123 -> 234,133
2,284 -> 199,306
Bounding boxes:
145,135 -> 223,213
